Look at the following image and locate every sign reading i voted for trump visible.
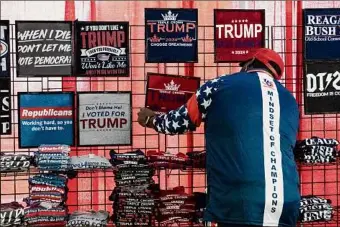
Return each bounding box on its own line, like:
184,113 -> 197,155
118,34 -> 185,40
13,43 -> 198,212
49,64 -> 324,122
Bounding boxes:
145,73 -> 200,114
303,8 -> 340,60
145,8 -> 198,63
77,92 -> 132,146
214,9 -> 265,62
74,21 -> 129,77
18,92 -> 75,148
0,20 -> 10,77
304,62 -> 340,114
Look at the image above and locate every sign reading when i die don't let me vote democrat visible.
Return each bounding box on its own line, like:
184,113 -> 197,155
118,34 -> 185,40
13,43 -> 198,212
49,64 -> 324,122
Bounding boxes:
303,8 -> 340,60
16,21 -> 72,77
214,9 -> 265,62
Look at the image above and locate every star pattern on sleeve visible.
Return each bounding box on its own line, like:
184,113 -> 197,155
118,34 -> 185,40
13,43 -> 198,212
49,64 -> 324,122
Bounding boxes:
153,104 -> 197,135
152,75 -> 224,135
196,76 -> 223,120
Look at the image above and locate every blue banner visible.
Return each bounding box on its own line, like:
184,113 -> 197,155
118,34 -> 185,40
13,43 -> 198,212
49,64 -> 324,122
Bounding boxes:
145,8 -> 198,63
303,8 -> 340,60
18,92 -> 74,148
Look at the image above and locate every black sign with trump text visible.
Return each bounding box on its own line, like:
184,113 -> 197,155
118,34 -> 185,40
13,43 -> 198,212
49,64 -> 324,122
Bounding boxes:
145,8 -> 198,63
74,21 -> 129,77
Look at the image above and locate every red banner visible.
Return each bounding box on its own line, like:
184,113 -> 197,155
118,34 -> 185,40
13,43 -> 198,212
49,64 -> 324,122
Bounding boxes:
214,9 -> 265,62
146,73 -> 200,114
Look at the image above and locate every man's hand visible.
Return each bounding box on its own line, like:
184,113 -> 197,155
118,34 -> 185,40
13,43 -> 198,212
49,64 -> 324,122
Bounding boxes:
137,108 -> 156,128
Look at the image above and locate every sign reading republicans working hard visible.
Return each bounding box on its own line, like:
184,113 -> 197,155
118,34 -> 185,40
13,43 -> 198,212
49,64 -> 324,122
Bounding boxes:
214,9 -> 265,62
304,62 -> 340,114
18,92 -> 74,148
16,21 -> 72,76
145,8 -> 198,63
74,21 -> 129,77
146,73 -> 200,114
0,78 -> 11,135
77,92 -> 132,146
303,8 -> 340,60
0,20 -> 10,77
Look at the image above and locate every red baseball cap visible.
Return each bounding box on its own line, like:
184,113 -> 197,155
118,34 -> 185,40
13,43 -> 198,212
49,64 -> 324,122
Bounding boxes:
239,48 -> 284,80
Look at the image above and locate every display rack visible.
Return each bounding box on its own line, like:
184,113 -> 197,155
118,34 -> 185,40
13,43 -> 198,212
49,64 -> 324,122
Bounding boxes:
0,22 -> 339,227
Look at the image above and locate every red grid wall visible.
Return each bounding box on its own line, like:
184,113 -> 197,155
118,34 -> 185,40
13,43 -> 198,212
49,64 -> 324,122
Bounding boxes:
0,1 -> 340,226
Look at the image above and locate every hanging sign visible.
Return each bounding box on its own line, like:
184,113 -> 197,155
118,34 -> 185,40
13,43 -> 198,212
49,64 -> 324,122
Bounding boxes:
0,78 -> 11,135
0,20 -> 11,135
214,9 -> 265,62
74,21 -> 129,77
303,8 -> 340,60
18,92 -> 75,148
0,20 -> 10,77
145,73 -> 200,114
16,21 -> 72,76
145,8 -> 198,63
77,92 -> 132,146
304,62 -> 340,114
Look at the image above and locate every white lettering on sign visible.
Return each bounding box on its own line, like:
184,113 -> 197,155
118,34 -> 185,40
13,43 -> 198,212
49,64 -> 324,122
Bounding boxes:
307,15 -> 340,25
216,23 -> 262,39
258,72 -> 284,226
305,14 -> 340,37
306,71 -> 340,93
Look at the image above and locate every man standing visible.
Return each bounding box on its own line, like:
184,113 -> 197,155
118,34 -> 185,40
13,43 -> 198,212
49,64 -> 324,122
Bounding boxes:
138,48 -> 300,227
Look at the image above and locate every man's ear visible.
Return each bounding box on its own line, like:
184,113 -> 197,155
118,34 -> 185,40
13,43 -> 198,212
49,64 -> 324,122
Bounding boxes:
240,58 -> 255,72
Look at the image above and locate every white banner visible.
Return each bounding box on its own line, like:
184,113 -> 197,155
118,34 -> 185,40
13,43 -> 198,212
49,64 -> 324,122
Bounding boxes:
81,46 -> 126,57
77,92 -> 131,146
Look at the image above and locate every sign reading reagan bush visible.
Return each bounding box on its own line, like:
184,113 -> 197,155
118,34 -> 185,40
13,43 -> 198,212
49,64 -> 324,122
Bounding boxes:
303,8 -> 340,60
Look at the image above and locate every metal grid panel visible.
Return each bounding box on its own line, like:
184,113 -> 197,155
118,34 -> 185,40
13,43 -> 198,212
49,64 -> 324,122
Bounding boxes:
272,24 -> 340,227
0,22 -> 339,227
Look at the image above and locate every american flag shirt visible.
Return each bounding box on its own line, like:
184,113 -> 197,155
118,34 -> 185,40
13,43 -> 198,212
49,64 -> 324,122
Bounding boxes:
152,77 -> 224,134
151,71 -> 300,227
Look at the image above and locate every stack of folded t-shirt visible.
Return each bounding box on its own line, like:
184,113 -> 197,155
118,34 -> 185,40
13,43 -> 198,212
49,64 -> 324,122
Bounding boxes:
109,150 -> 155,227
0,202 -> 25,226
70,154 -> 112,171
186,150 -> 206,169
34,144 -> 70,172
24,201 -> 67,227
299,196 -> 333,223
147,150 -> 189,169
26,174 -> 68,206
294,137 -> 339,164
67,210 -> 109,227
154,186 -> 206,226
109,187 -> 155,227
0,152 -> 32,173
